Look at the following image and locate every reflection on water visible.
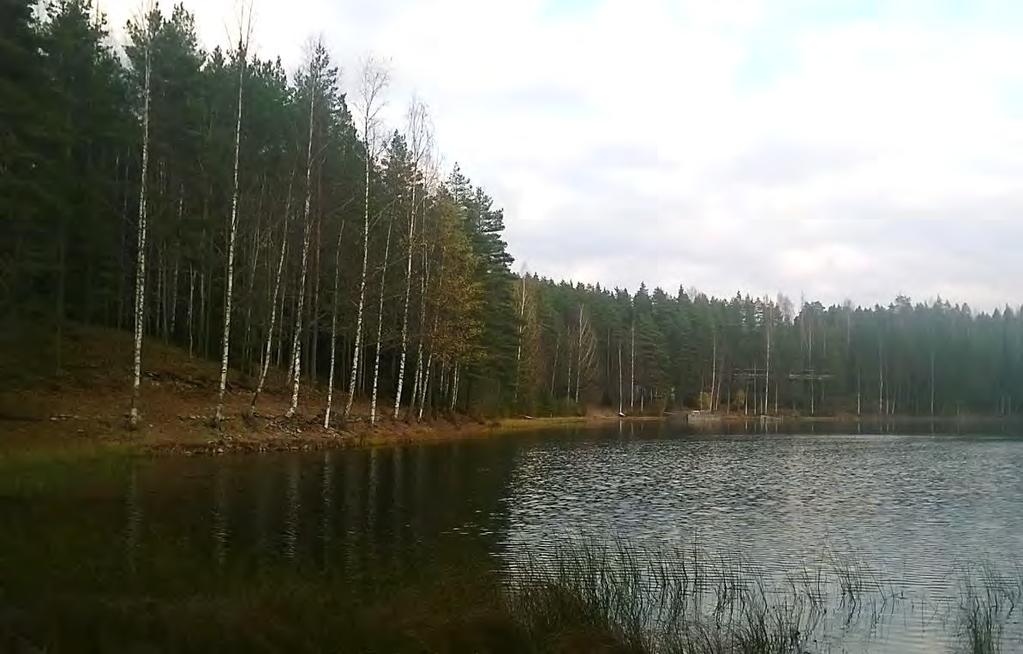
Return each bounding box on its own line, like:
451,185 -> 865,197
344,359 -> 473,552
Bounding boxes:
3,422 -> 1023,652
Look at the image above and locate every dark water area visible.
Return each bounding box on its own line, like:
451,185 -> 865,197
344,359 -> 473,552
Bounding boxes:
3,421 -> 1023,652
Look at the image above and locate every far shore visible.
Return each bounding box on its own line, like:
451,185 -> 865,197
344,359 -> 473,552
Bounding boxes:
3,401 -> 1017,464
3,327 -> 1018,462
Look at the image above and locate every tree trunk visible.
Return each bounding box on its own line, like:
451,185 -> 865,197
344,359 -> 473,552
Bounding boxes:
710,330 -> 717,411
393,170 -> 417,419
323,221 -> 345,428
214,42 -> 247,425
345,140 -> 372,421
418,352 -> 433,422
187,264 -> 195,358
574,304 -> 583,404
764,306 -> 771,415
630,321 -> 635,411
929,350 -> 935,417
449,363 -> 459,412
285,60 -> 317,419
128,33 -> 152,430
515,276 -> 526,402
370,222 -> 393,426
550,338 -> 560,399
252,177 -> 292,413
617,341 -> 623,415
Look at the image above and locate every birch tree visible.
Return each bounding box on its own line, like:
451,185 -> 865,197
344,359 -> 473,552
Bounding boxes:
393,98 -> 431,419
251,176 -> 291,413
574,305 -> 597,404
285,42 -> 320,419
128,2 -> 155,430
514,273 -> 527,402
214,5 -> 252,425
323,221 -> 345,428
345,56 -> 389,421
369,222 -> 393,425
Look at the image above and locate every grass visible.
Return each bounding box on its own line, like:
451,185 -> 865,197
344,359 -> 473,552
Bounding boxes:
504,541 -> 1023,654
505,541 -> 820,653
956,563 -> 1023,654
3,521 -> 1021,652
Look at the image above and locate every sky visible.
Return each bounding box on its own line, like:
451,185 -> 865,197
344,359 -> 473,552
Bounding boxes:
98,0 -> 1023,310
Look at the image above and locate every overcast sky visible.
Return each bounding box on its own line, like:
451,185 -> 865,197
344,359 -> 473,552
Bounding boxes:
99,0 -> 1023,309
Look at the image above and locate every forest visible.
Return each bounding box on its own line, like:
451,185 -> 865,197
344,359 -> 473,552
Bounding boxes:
3,0 -> 1023,425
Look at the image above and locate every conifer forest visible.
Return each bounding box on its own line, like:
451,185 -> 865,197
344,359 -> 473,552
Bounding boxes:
4,0 -> 1023,424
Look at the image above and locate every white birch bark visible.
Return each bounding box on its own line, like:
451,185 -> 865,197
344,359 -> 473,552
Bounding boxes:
929,349 -> 935,417
878,340 -> 884,416
170,191 -> 182,338
214,19 -> 250,425
630,320 -> 636,411
617,341 -> 623,415
549,339 -> 559,398
128,11 -> 153,430
251,177 -> 292,413
285,51 -> 318,419
345,58 -> 390,421
574,304 -> 583,404
323,221 -> 345,428
394,99 -> 430,419
565,336 -> 572,402
393,176 -> 417,419
449,363 -> 459,412
408,228 -> 430,417
418,350 -> 433,422
187,264 -> 195,358
514,274 -> 527,402
417,250 -> 443,422
369,222 -> 392,426
764,302 -> 771,415
710,329 -> 717,411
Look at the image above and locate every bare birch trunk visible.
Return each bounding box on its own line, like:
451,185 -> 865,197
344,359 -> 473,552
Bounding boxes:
574,304 -> 583,404
449,363 -> 459,412
550,339 -> 559,399
393,178 -> 416,419
128,24 -> 152,430
710,330 -> 717,411
565,337 -> 572,402
285,55 -> 317,419
515,275 -> 526,402
617,341 -> 623,415
929,350 -> 935,417
369,222 -> 393,426
630,321 -> 635,411
394,100 -> 429,419
170,191 -> 182,339
187,264 -> 195,357
408,235 -> 430,418
214,31 -> 248,425
251,177 -> 292,413
878,340 -> 884,416
346,59 -> 389,421
345,147 -> 370,421
323,221 -> 345,428
764,305 -> 771,415
418,351 -> 433,422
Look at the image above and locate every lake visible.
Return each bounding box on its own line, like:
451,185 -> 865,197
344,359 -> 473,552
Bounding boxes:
3,420 -> 1023,652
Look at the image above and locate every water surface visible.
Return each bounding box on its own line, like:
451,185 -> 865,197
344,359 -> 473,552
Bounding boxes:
3,421 -> 1022,652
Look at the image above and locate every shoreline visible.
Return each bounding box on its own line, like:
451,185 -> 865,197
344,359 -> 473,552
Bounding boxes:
3,407 -> 1016,464
0,406 -> 665,461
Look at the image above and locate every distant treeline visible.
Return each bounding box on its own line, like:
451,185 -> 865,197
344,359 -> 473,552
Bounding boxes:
2,1 -> 1020,421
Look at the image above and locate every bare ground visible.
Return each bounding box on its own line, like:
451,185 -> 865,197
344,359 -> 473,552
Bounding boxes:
0,323 -> 639,457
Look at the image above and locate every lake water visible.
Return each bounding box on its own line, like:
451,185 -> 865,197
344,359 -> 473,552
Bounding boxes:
3,421 -> 1023,652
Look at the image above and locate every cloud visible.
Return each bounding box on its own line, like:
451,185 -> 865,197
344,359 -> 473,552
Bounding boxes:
98,0 -> 1023,309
